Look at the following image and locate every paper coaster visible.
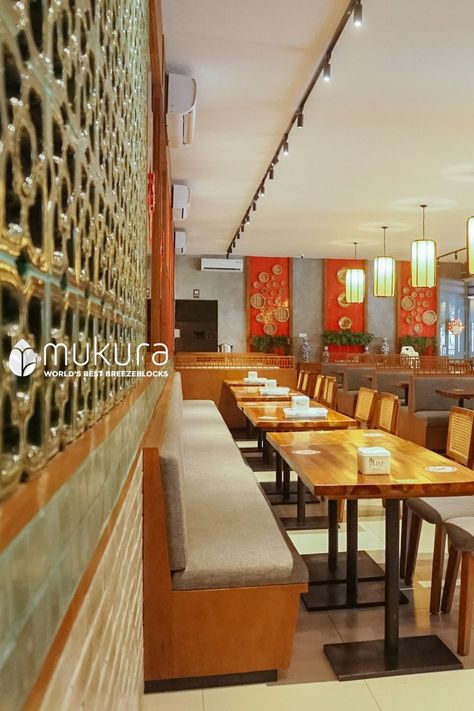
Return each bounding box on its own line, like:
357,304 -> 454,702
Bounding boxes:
365,433 -> 384,438
258,416 -> 277,420
291,449 -> 321,455
425,466 -> 458,473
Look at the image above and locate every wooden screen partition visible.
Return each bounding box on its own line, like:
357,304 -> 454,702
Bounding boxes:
247,257 -> 291,349
323,259 -> 367,352
397,260 -> 438,350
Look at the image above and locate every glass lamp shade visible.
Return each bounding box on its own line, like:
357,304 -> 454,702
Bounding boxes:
373,256 -> 395,297
345,268 -> 365,303
467,217 -> 474,275
411,239 -> 436,288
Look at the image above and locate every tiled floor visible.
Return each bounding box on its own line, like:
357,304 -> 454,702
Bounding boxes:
144,443 -> 474,710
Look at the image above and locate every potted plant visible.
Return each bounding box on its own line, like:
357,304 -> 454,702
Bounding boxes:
399,335 -> 437,356
250,335 -> 292,355
321,330 -> 374,353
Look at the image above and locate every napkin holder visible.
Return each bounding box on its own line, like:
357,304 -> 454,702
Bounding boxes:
247,371 -> 258,381
357,447 -> 391,475
283,407 -> 328,419
291,395 -> 310,410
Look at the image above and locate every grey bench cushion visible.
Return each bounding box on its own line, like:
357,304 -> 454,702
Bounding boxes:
171,400 -> 308,591
414,411 -> 450,426
413,377 -> 474,412
446,517 -> 474,552
159,374 -> 188,571
407,496 -> 474,524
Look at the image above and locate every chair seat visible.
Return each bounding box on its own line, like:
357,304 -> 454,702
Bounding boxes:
446,517 -> 474,553
407,496 -> 474,524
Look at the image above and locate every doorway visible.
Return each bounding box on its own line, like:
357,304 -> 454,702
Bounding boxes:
175,300 -> 218,352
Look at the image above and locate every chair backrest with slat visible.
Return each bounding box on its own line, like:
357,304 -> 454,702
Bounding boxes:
313,374 -> 324,402
354,387 -> 377,427
321,376 -> 337,409
446,407 -> 474,467
300,370 -> 310,393
374,392 -> 400,434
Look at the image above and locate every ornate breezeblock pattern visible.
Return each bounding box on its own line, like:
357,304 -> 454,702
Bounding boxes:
0,1 -> 148,499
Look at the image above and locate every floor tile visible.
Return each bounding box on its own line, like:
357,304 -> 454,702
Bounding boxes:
367,668 -> 474,711
203,680 -> 380,711
142,690 -> 203,711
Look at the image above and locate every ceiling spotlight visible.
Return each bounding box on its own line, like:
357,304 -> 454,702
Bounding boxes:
283,136 -> 289,156
269,165 -> 275,180
252,201 -> 257,211
245,214 -> 250,224
297,110 -> 304,128
323,58 -> 331,82
232,239 -> 236,248
241,223 -> 245,232
236,231 -> 240,240
353,2 -> 363,27
260,184 -> 265,196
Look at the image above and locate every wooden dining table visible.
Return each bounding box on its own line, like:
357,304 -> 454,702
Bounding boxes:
230,385 -> 302,402
436,387 -> 474,408
241,402 -> 355,524
267,428 -> 474,680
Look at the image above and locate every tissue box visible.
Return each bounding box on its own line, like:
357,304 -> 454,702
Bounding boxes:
283,407 -> 328,419
291,395 -> 310,410
260,386 -> 289,396
357,447 -> 391,475
247,371 -> 258,380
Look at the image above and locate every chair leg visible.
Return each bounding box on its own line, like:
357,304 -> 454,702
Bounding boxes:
458,552 -> 474,655
404,512 -> 423,586
430,523 -> 447,614
441,544 -> 461,613
400,501 -> 408,578
337,499 -> 345,523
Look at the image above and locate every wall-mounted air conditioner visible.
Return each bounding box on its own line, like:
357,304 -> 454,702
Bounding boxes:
166,73 -> 196,148
172,184 -> 190,221
201,257 -> 244,273
175,229 -> 187,255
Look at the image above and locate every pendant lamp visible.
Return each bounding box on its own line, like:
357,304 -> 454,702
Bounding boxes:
346,243 -> 365,303
467,216 -> 474,275
411,204 -> 437,288
373,226 -> 395,297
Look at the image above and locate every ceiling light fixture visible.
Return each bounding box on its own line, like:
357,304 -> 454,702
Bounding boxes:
373,226 -> 395,298
411,204 -> 437,288
346,243 -> 365,303
323,58 -> 331,82
353,1 -> 363,27
467,217 -> 474,274
252,201 -> 257,211
225,0 -> 363,255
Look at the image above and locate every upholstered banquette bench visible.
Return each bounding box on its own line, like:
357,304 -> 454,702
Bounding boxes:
143,373 -> 308,690
398,375 -> 474,450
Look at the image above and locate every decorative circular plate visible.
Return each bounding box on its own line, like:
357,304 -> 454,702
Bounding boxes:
425,466 -> 457,473
259,272 -> 269,282
423,300 -> 429,307
337,267 -> 348,284
416,315 -> 422,322
272,281 -> 278,288
419,291 -> 425,298
250,293 -> 265,308
426,290 -> 433,297
267,299 -> 275,307
414,323 -> 423,333
252,280 -> 260,288
337,292 -> 350,308
422,310 -> 437,325
338,316 -> 352,330
411,291 -> 418,299
281,280 -> 286,286
274,307 -> 289,323
417,307 -> 423,313
263,322 -> 277,335
401,295 -> 415,311
403,286 -> 410,295
261,287 -> 267,295
270,289 -> 277,297
272,264 -> 282,275
256,313 -> 264,323
275,297 -> 282,306
405,316 -> 412,324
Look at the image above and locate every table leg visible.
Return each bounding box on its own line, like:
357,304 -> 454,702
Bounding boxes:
262,435 -> 273,465
297,477 -> 306,526
459,397 -> 465,408
275,452 -> 282,493
257,431 -> 263,451
324,496 -> 463,680
346,499 -> 358,607
328,499 -> 339,572
282,461 -> 290,501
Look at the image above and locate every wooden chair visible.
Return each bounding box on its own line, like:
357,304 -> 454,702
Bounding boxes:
441,517 -> 474,655
373,392 -> 400,434
300,370 -> 310,394
312,374 -> 324,402
353,387 -> 377,428
305,372 -> 317,396
403,407 -> 474,613
296,369 -> 305,390
321,376 -> 337,409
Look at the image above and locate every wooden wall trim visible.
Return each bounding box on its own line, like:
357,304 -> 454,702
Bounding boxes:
0,377 -> 154,554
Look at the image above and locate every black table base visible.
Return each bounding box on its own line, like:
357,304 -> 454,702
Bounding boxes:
280,514 -> 329,531
304,551 -> 384,584
324,635 -> 462,681
261,480 -> 317,505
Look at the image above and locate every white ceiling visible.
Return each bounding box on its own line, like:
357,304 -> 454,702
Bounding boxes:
162,0 -> 474,260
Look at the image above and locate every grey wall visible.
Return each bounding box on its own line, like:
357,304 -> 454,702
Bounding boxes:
291,258 -> 324,361
175,256 -> 246,351
366,261 -> 397,354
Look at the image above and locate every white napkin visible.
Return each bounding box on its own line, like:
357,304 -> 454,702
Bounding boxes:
283,407 -> 328,419
244,377 -> 268,384
291,395 -> 310,410
259,386 -> 290,396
